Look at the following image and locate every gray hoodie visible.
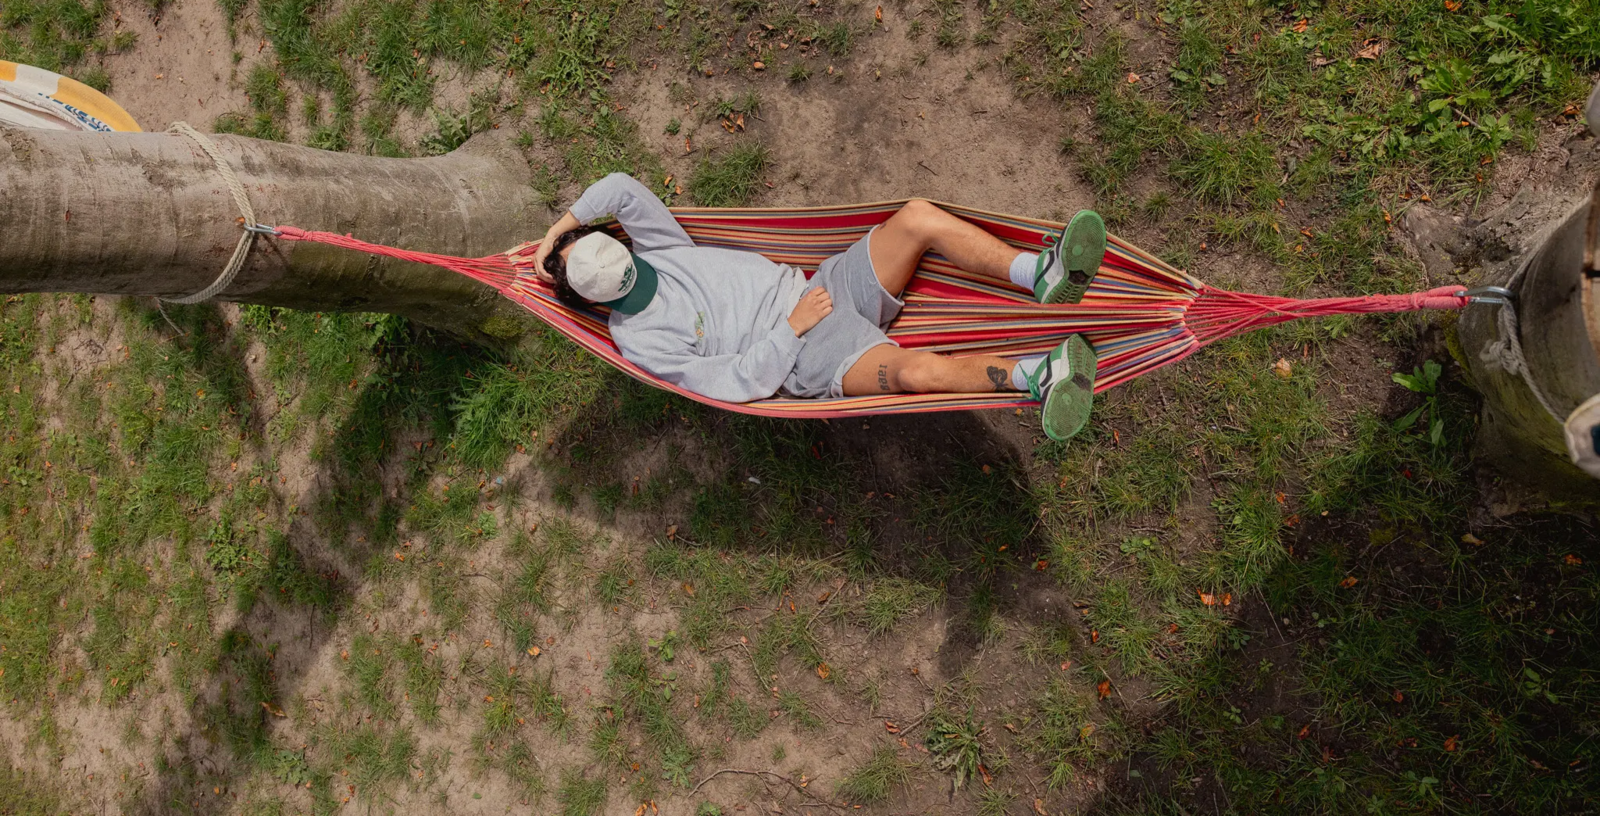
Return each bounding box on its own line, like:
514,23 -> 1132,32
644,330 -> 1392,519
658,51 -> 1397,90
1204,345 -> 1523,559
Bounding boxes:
569,173 -> 809,402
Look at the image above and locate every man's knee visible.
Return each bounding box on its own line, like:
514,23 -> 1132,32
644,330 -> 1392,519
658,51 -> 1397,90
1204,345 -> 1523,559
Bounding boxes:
891,199 -> 944,239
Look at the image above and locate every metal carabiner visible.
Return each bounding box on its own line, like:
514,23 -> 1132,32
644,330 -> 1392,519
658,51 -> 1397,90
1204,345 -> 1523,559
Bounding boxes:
243,223 -> 282,236
1456,285 -> 1514,306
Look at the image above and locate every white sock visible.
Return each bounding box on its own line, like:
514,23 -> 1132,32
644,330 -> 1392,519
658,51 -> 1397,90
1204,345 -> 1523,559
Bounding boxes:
1011,355 -> 1045,391
1008,253 -> 1039,289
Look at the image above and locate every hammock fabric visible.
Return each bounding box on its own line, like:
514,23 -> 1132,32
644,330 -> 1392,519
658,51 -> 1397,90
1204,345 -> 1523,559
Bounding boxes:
269,201 -> 1471,419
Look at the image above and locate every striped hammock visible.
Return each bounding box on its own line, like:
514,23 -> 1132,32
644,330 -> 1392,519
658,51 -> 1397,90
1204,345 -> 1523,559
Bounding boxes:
272,201 -> 1473,418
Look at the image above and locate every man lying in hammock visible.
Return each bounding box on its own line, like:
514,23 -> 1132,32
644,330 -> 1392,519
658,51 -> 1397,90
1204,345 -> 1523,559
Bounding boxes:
533,173 -> 1105,440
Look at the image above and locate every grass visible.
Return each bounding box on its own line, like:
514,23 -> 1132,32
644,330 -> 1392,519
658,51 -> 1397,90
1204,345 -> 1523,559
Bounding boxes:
836,746 -> 910,804
688,142 -> 771,207
556,768 -> 607,816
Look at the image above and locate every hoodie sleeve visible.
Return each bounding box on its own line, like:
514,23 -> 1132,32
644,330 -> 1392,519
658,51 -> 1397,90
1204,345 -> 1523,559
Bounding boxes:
617,322 -> 805,403
569,173 -> 695,253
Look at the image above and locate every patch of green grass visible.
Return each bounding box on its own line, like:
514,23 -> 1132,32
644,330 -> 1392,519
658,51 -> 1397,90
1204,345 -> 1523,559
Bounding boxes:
0,763 -> 61,815
688,142 -> 770,207
836,746 -> 910,804
1171,130 -> 1278,208
81,556 -> 157,703
214,63 -> 290,141
344,634 -> 397,720
0,0 -> 107,74
420,88 -> 497,156
556,768 -> 607,816
496,538 -> 552,650
396,637 -> 443,722
851,577 -> 940,635
750,612 -> 823,681
814,21 -> 853,57
932,0 -> 963,48
778,691 -> 821,731
595,557 -> 634,607
319,722 -> 416,800
1027,678 -> 1123,789
604,639 -> 697,787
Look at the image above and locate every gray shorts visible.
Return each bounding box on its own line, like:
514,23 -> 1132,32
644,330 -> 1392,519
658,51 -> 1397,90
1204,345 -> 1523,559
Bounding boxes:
782,228 -> 904,398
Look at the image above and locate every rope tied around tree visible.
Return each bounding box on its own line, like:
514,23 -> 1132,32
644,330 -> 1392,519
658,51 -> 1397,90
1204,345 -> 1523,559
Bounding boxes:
163,121 -> 274,304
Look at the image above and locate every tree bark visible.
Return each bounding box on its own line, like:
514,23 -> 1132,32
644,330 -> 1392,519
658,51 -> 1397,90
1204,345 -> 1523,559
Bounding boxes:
1401,134 -> 1600,505
0,126 -> 543,343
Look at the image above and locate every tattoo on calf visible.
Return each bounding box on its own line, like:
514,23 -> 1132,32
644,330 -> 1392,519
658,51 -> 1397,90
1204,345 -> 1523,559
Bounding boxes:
986,365 -> 1008,390
877,364 -> 891,392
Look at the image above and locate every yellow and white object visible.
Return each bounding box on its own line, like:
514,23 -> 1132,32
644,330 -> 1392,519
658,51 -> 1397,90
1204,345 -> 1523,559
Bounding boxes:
0,60 -> 140,132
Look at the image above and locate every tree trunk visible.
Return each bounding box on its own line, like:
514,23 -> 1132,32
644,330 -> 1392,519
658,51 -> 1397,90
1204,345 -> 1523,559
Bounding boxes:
1402,134 -> 1600,505
0,126 -> 542,343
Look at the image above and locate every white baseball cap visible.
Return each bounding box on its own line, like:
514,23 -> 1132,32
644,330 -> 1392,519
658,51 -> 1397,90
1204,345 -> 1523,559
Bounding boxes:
565,232 -> 658,314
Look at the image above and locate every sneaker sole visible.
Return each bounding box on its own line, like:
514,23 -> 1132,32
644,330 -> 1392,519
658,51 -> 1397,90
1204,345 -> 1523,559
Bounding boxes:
1041,335 -> 1097,441
1043,211 -> 1106,306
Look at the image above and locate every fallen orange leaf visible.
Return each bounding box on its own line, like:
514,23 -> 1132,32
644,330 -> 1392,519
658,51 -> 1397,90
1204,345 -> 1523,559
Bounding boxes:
1199,590 -> 1217,606
875,6 -> 883,22
1297,724 -> 1311,740
816,663 -> 831,680
1292,19 -> 1308,32
1444,735 -> 1459,752
1339,576 -> 1358,588
1565,554 -> 1583,566
1097,680 -> 1111,699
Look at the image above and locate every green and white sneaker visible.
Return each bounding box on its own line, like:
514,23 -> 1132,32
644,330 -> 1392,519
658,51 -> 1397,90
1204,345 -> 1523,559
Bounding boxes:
1026,335 -> 1098,441
1033,210 -> 1107,305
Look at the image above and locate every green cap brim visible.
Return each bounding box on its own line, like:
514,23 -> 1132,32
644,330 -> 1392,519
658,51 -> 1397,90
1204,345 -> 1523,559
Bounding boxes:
600,254 -> 658,314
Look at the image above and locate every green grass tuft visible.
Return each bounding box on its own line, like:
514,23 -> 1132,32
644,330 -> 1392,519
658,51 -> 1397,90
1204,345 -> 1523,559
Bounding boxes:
836,746 -> 910,804
688,142 -> 770,207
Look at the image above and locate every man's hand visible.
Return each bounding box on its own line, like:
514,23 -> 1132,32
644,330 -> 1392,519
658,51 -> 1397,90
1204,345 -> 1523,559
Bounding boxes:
532,211 -> 582,284
788,287 -> 833,337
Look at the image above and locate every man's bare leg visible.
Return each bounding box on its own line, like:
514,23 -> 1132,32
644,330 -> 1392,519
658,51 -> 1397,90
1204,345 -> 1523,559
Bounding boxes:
842,341 -> 1099,442
842,344 -> 1022,396
866,200 -> 1024,296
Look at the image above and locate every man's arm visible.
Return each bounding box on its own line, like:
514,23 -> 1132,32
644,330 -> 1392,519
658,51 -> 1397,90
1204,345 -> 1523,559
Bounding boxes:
572,173 -> 693,252
624,324 -> 806,403
534,173 -> 692,280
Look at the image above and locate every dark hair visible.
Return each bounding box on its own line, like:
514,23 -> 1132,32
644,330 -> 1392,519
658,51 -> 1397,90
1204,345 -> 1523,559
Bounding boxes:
543,226 -> 598,310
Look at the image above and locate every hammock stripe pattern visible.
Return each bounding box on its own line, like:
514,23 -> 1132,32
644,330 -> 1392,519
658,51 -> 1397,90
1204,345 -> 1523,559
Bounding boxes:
270,200 -> 1472,419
